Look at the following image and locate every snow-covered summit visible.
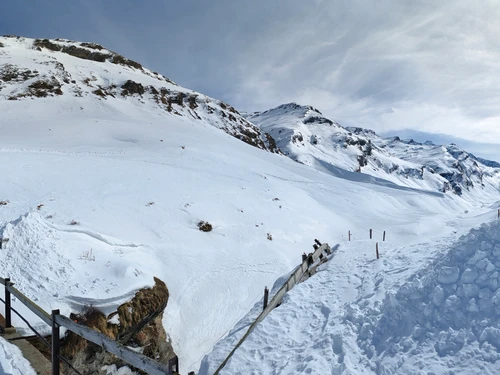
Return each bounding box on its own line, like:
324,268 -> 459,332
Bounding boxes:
0,35 -> 279,153
247,103 -> 500,201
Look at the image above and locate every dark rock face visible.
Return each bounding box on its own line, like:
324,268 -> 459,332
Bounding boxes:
303,116 -> 333,125
0,64 -> 38,82
121,80 -> 145,96
33,39 -> 143,70
61,277 -> 175,375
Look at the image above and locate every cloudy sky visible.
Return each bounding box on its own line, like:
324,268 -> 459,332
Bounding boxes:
1,0 -> 499,160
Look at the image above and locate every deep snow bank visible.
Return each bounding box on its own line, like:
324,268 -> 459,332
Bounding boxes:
351,219 -> 500,374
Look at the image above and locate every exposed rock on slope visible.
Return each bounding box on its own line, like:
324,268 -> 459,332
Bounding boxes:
62,277 -> 174,374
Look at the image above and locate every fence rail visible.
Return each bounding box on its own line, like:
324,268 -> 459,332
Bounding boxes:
0,277 -> 173,375
214,241 -> 339,374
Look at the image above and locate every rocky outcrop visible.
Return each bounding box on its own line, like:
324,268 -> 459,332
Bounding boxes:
61,277 -> 175,374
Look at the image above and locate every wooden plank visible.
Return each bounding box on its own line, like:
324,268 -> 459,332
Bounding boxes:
0,277 -> 5,285
55,315 -> 170,375
6,285 -> 52,326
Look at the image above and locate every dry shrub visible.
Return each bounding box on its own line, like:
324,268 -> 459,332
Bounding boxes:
198,221 -> 213,232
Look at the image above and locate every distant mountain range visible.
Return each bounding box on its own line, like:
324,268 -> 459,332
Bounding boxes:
1,35 -> 499,199
245,103 -> 500,198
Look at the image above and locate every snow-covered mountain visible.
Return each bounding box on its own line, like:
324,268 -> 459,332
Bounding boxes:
246,103 -> 500,200
1,35 -> 500,375
0,35 -> 279,153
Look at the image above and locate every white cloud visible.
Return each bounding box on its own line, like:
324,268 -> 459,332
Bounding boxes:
2,0 -> 499,149
225,0 -> 500,146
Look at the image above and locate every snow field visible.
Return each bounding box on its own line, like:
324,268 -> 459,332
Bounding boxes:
0,102 -> 479,372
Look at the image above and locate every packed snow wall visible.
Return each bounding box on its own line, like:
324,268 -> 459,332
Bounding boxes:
350,219 -> 500,373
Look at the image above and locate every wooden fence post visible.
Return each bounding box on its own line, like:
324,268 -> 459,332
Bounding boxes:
52,310 -> 61,375
4,278 -> 12,328
348,231 -> 351,241
263,287 -> 269,310
376,242 -> 379,259
383,231 -> 386,242
168,356 -> 179,375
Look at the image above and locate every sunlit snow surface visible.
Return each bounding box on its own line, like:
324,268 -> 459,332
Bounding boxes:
1,36 -> 499,374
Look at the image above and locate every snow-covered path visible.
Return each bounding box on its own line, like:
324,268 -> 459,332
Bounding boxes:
0,337 -> 36,375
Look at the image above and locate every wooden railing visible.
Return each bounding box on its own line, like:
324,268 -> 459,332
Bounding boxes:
214,241 -> 339,374
0,276 -> 175,375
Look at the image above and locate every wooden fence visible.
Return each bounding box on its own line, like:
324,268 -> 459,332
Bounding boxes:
0,276 -> 175,375
214,242 -> 339,374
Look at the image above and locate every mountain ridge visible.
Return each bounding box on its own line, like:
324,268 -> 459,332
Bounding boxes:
246,103 -> 500,199
0,35 -> 280,154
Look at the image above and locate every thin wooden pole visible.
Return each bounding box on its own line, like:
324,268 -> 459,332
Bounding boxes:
4,278 -> 11,328
383,231 -> 386,242
52,310 -> 61,375
263,287 -> 269,310
370,229 -> 372,239
376,242 -> 379,259
348,231 -> 351,241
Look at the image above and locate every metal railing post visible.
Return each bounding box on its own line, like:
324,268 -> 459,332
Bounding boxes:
52,309 -> 61,375
5,278 -> 12,328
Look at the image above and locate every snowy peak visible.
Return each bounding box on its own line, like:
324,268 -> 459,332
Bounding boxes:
248,103 -> 500,199
262,102 -> 322,116
248,102 -> 336,126
0,35 -> 280,153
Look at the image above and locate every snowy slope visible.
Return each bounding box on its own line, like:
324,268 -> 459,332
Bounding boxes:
246,104 -> 500,201
0,35 -> 279,153
0,337 -> 36,375
0,35 -> 499,375
203,212 -> 500,375
0,97 -> 472,372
